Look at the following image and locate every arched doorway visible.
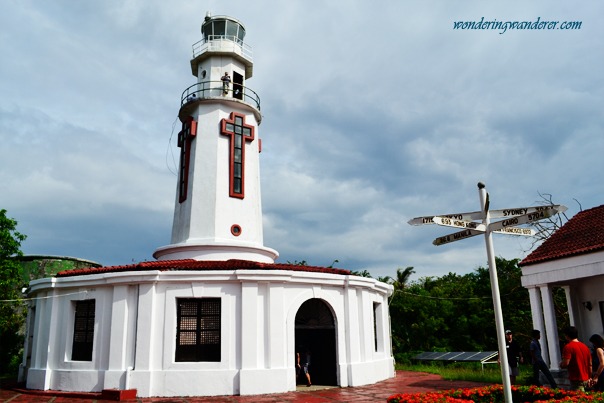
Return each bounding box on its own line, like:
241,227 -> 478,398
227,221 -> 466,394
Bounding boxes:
294,298 -> 337,386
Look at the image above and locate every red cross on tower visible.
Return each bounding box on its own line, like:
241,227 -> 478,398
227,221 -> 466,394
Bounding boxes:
220,112 -> 255,199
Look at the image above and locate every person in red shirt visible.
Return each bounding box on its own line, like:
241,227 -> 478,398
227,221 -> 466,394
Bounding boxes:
560,326 -> 592,391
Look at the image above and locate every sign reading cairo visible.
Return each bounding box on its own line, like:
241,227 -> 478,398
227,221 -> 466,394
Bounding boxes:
488,207 -> 565,232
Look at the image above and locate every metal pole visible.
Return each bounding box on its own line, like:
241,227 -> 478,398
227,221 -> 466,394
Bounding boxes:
478,182 -> 512,403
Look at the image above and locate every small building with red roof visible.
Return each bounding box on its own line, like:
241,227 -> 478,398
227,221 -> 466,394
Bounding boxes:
520,204 -> 604,374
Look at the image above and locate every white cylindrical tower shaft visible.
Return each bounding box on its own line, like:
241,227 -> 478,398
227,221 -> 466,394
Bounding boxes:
154,14 -> 277,263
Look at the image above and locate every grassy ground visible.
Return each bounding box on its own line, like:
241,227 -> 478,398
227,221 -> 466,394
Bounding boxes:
396,362 -> 522,384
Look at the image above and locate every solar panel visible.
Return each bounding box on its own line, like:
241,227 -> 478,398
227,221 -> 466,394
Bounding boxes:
414,351 -> 498,363
452,352 -> 478,361
415,352 -> 447,360
475,351 -> 499,362
443,352 -> 465,360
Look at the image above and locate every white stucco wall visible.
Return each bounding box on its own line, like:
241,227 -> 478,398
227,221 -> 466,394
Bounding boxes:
22,269 -> 394,397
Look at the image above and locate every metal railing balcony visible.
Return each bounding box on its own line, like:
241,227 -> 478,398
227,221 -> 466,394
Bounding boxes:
192,35 -> 253,62
180,81 -> 261,111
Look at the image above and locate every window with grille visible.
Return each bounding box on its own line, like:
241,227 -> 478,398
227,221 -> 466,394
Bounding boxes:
71,299 -> 95,361
373,302 -> 379,352
176,298 -> 221,362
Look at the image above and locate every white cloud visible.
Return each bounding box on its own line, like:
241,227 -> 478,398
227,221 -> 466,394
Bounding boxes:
1,0 -> 603,281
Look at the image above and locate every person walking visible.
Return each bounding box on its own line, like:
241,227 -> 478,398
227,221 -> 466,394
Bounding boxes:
529,329 -> 557,388
296,348 -> 312,387
588,334 -> 604,391
560,326 -> 592,391
505,330 -> 524,384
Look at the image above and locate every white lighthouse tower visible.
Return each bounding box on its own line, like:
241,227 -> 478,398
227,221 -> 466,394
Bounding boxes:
154,13 -> 278,263
20,14 -> 395,398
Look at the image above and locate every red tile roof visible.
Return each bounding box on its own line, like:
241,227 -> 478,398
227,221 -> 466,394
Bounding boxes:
520,204 -> 604,266
55,259 -> 351,277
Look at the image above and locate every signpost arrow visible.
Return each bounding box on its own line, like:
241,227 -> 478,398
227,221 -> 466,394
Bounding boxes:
432,216 -> 486,231
433,229 -> 482,246
493,226 -> 535,236
433,226 -> 535,246
488,206 -> 566,232
408,211 -> 483,226
488,204 -> 567,219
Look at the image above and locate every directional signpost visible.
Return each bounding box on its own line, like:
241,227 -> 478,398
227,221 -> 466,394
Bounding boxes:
408,183 -> 567,403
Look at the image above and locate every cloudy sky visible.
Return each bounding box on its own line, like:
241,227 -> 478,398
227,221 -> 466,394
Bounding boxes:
1,1 -> 603,282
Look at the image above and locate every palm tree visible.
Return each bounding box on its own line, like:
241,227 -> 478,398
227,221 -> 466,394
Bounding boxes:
377,275 -> 393,284
392,266 -> 415,291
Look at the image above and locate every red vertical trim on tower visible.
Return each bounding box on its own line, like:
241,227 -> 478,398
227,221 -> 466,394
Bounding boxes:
178,116 -> 197,203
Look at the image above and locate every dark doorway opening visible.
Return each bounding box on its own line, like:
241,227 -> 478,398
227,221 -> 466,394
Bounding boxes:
295,298 -> 337,386
233,71 -> 244,100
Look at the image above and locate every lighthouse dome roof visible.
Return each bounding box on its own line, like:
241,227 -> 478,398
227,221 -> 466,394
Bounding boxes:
202,13 -> 246,42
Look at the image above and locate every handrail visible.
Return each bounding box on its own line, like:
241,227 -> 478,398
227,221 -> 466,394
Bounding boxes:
180,81 -> 260,111
192,36 -> 253,61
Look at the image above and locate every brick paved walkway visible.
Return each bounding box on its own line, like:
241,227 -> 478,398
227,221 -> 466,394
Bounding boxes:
0,371 -> 491,402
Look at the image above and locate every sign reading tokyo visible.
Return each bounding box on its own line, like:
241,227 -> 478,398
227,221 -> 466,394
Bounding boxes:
407,211 -> 482,226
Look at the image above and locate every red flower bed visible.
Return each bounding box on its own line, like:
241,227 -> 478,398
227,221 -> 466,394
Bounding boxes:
387,384 -> 604,403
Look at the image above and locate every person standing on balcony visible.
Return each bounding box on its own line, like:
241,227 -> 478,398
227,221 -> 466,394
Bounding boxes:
221,72 -> 231,95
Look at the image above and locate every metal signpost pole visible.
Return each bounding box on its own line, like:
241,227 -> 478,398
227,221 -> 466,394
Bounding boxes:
478,182 -> 512,403
408,182 -> 567,403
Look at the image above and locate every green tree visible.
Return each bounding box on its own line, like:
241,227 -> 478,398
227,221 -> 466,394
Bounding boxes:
387,257 -> 551,363
0,209 -> 27,374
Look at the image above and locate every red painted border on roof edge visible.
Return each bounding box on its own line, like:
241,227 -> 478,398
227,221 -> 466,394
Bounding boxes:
56,259 -> 351,277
